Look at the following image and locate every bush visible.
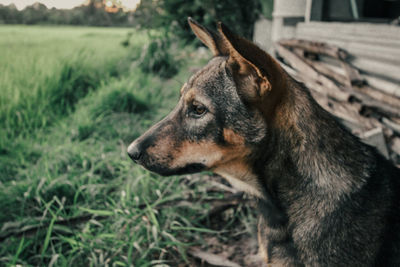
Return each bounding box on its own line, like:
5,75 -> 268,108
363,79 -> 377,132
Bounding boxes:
138,33 -> 180,79
49,59 -> 100,115
93,90 -> 148,117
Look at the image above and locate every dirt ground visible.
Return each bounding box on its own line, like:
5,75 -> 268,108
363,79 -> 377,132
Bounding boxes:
186,234 -> 267,267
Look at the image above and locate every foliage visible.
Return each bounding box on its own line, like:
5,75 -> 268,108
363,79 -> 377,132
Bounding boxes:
91,88 -> 149,117
138,31 -> 181,79
135,0 -> 262,42
260,0 -> 274,20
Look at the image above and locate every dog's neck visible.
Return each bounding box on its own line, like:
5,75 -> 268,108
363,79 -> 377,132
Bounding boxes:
256,74 -> 375,210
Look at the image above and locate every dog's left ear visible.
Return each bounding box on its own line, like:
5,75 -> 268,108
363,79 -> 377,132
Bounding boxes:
217,22 -> 272,101
188,17 -> 228,56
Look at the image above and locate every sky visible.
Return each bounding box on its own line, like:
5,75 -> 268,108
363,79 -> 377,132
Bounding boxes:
0,0 -> 140,10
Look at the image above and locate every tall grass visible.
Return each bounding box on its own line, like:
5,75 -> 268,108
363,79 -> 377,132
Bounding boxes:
0,26 -> 140,138
0,25 -> 145,181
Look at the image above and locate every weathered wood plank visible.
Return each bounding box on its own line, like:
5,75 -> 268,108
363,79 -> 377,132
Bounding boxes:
278,39 -> 349,60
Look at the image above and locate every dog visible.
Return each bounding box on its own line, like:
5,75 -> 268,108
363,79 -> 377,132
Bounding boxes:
127,18 -> 400,266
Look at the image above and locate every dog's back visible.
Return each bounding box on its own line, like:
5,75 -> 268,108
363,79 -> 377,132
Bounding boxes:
255,75 -> 400,266
299,86 -> 400,266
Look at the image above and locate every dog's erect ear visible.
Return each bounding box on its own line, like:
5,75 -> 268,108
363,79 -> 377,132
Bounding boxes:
217,22 -> 272,100
188,17 -> 227,56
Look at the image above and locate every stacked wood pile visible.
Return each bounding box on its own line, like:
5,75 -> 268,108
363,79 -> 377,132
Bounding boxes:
295,22 -> 400,84
275,39 -> 400,167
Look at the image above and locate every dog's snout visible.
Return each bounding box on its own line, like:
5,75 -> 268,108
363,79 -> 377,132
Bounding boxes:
127,143 -> 142,162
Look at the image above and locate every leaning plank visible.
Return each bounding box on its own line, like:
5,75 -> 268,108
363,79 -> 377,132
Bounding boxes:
359,127 -> 389,158
276,44 -> 350,101
280,61 -> 386,134
363,75 -> 400,99
277,46 -> 399,118
278,39 -> 349,60
341,61 -> 364,86
353,86 -> 400,110
382,118 -> 400,136
390,138 -> 400,156
296,35 -> 400,65
302,57 -> 350,87
357,94 -> 400,118
351,57 -> 400,83
292,53 -> 400,110
295,52 -> 363,88
312,91 -> 377,131
276,44 -> 319,80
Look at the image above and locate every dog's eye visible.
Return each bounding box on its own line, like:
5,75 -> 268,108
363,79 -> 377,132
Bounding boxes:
194,105 -> 206,115
190,102 -> 207,117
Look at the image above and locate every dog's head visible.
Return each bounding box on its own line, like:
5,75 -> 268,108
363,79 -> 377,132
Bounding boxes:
127,19 -> 287,194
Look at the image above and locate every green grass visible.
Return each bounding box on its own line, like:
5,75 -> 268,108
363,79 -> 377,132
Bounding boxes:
0,25 -> 143,181
0,25 -> 255,266
0,25 -> 138,138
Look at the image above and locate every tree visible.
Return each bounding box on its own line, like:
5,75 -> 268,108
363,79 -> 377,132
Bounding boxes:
0,4 -> 21,24
20,3 -> 49,24
135,0 -> 261,42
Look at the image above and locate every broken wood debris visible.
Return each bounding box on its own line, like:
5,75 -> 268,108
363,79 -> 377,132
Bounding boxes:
276,39 -> 400,166
188,248 -> 242,267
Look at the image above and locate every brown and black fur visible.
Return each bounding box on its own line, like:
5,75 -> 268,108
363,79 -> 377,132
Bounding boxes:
127,18 -> 400,266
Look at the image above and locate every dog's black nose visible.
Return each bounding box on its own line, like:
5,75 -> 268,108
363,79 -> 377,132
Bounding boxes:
127,144 -> 142,162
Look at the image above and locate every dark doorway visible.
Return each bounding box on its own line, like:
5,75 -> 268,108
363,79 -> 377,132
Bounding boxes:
317,0 -> 400,22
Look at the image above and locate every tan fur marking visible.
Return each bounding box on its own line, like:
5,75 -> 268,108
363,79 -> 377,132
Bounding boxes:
183,89 -> 196,103
274,98 -> 294,128
170,129 -> 248,169
170,141 -> 224,169
223,128 -> 245,145
217,130 -> 264,197
214,161 -> 264,198
258,223 -> 269,263
170,129 -> 264,197
180,83 -> 187,95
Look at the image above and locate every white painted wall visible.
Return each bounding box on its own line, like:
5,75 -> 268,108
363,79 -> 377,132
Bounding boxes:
271,0 -> 308,42
253,18 -> 273,52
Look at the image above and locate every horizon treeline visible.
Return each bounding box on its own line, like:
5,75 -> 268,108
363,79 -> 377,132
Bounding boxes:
0,1 -> 136,27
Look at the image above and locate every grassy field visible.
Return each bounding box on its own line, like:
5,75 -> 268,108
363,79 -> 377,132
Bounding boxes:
0,25 -> 257,266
